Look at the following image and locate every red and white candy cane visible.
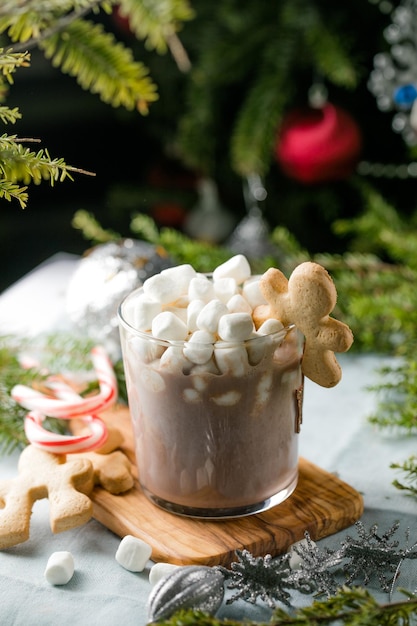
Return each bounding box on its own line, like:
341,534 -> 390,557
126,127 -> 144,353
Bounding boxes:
24,411 -> 108,454
12,346 -> 117,418
11,346 -> 117,454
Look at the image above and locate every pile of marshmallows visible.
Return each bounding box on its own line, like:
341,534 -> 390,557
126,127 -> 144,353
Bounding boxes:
124,254 -> 286,376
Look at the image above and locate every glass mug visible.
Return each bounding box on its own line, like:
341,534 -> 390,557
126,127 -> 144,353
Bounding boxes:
118,284 -> 304,519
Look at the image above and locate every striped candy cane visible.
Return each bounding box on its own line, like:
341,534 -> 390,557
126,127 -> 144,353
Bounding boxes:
24,411 -> 108,454
11,346 -> 117,454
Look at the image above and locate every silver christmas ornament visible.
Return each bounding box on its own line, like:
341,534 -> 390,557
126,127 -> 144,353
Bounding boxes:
368,0 -> 417,145
227,174 -> 277,259
183,177 -> 236,244
66,239 -> 174,358
147,565 -> 225,622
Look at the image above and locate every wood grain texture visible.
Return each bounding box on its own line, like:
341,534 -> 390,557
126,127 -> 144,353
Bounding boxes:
82,406 -> 364,567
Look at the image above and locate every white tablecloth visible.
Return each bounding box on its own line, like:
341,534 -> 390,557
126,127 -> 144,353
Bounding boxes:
0,254 -> 416,625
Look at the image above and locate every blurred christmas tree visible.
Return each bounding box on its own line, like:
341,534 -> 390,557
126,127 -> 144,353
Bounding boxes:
105,0 -> 415,255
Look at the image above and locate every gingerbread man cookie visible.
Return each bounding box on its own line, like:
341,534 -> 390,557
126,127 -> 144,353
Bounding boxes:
253,261 -> 353,387
0,445 -> 94,549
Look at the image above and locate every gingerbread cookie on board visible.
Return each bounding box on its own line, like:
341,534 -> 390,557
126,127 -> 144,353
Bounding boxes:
0,425 -> 134,549
0,445 -> 94,549
253,262 -> 353,388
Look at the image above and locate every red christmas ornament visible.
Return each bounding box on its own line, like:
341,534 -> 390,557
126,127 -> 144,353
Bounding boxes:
275,103 -> 362,184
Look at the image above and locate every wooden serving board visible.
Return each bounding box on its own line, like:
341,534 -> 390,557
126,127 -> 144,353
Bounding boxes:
84,407 -> 364,567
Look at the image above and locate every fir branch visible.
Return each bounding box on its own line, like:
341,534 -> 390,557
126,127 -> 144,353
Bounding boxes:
0,332 -> 126,456
0,105 -> 22,123
282,0 -> 358,88
0,48 -> 31,84
72,209 -> 121,244
391,456 -> 417,497
39,17 -> 158,113
154,589 -> 417,625
0,134 -> 94,189
117,0 -> 194,55
130,213 -> 233,272
0,179 -> 28,208
230,29 -> 297,177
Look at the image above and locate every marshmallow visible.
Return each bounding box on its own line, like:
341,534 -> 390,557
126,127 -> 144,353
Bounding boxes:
217,312 -> 254,342
213,277 -> 238,303
159,346 -> 192,373
161,264 -> 197,294
187,299 -> 205,331
212,254 -> 251,284
183,388 -> 201,403
140,367 -> 166,392
246,333 -> 267,366
250,370 -> 273,415
211,390 -> 241,406
44,551 -> 74,585
196,299 -> 228,333
129,336 -> 164,364
227,293 -> 253,314
257,318 -> 284,336
214,344 -> 249,376
151,311 -> 189,341
142,273 -> 183,304
115,535 -> 152,572
149,562 -> 180,587
183,330 -> 215,365
242,276 -> 267,309
188,275 -> 215,302
132,295 -> 162,331
162,304 -> 188,324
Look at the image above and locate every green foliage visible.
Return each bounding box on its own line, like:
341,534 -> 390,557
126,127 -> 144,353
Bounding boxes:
153,588 -> 417,625
176,0 -> 359,178
117,0 -> 194,55
0,332 -> 127,455
39,18 -> 158,113
0,0 -> 193,206
391,456 -> 417,497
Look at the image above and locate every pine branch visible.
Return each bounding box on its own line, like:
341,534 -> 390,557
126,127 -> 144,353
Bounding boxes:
39,18 -> 158,113
391,457 -> 417,497
0,133 -> 95,189
117,0 -> 194,55
230,29 -> 297,177
281,0 -> 358,88
0,180 -> 28,208
153,589 -> 417,625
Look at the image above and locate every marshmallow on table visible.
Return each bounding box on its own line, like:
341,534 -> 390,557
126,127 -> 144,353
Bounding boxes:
212,254 -> 251,284
115,535 -> 152,572
149,562 -> 181,587
44,551 -> 75,585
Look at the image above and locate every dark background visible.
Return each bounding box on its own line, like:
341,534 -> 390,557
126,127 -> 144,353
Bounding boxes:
1,2 -> 415,293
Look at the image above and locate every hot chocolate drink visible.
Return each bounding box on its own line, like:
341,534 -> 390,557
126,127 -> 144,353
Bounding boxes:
118,255 -> 304,518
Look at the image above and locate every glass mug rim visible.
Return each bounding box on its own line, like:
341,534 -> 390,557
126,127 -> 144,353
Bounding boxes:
117,285 -> 296,349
